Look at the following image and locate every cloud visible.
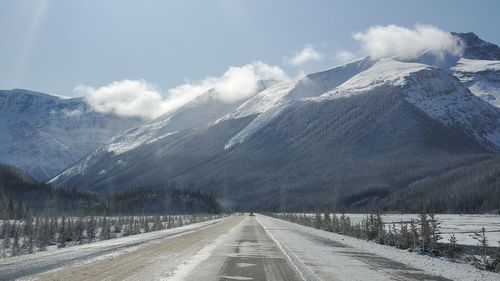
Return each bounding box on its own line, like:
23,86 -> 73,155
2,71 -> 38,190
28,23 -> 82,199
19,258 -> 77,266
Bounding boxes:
77,61 -> 287,119
353,24 -> 463,60
335,51 -> 357,63
288,45 -> 322,66
215,61 -> 287,102
77,80 -> 166,119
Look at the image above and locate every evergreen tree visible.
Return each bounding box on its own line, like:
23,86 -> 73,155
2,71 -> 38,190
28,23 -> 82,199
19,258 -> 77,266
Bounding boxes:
409,219 -> 419,251
419,212 -> 431,253
75,217 -> 84,244
26,228 -> 34,254
100,218 -> 111,240
3,221 -> 11,251
323,211 -> 332,232
446,234 -> 459,261
11,225 -> 20,256
58,216 -> 67,248
86,216 -> 96,243
471,227 -> 489,270
491,241 -> 500,272
399,222 -> 410,249
429,213 -> 442,255
314,212 -> 322,229
375,214 -> 385,244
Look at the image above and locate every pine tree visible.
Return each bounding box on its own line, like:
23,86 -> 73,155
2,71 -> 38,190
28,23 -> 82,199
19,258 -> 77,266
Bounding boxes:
100,218 -> 111,240
1,236 -> 6,258
323,211 -> 332,232
26,228 -> 34,254
491,241 -> 500,272
409,219 -> 419,251
419,212 -> 431,253
375,214 -> 385,244
86,216 -> 96,243
11,225 -> 20,256
446,234 -> 459,261
3,221 -> 11,252
58,216 -> 67,248
75,217 -> 84,244
471,227 -> 489,270
144,218 -> 150,233
429,213 -> 442,255
399,222 -> 410,249
314,212 -> 322,229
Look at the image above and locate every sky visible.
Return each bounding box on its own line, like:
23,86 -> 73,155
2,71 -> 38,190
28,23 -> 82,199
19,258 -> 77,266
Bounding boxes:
1,0 -> 499,104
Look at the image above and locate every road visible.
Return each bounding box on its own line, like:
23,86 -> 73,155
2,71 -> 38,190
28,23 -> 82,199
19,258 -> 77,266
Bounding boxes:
1,214 -> 488,281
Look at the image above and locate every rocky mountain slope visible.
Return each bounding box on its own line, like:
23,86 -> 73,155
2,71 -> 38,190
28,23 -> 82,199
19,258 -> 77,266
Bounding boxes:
0,89 -> 143,180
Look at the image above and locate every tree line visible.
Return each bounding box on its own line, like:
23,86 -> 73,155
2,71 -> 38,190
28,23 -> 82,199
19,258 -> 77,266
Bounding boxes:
0,164 -> 225,220
0,213 -> 226,258
271,212 -> 500,273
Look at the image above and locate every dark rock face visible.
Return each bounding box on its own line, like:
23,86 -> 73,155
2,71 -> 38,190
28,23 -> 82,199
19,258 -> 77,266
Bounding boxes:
452,32 -> 500,60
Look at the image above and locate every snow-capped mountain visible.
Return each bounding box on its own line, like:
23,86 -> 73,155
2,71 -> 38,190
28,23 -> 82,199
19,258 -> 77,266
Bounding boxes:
452,32 -> 500,60
0,89 -> 143,180
50,58 -> 373,184
448,32 -> 500,108
50,32 -> 500,210
48,80 -> 279,183
318,59 -> 500,150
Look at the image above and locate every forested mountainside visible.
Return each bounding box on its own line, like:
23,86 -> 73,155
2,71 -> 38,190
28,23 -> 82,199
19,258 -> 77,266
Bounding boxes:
0,164 -> 223,219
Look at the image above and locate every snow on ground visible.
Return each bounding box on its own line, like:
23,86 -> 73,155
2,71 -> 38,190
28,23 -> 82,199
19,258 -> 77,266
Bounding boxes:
452,58 -> 500,73
319,59 -> 429,99
452,58 -> 500,108
296,213 -> 500,246
166,217 -> 244,281
0,216 -> 229,270
347,213 -> 500,246
258,214 -> 500,281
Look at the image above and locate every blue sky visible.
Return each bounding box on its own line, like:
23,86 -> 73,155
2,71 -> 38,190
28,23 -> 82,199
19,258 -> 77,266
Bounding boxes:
1,0 -> 499,97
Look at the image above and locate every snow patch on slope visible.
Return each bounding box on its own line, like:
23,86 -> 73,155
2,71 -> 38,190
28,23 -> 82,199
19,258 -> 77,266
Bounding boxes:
223,58 -> 374,149
318,59 -> 500,150
321,59 -> 429,98
452,58 -> 500,72
451,58 -> 500,107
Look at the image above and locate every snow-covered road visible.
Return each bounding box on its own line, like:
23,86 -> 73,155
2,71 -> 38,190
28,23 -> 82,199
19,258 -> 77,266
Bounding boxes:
2,214 -> 499,281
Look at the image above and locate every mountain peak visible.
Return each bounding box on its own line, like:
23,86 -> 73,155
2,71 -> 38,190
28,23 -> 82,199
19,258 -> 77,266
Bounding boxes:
451,32 -> 500,60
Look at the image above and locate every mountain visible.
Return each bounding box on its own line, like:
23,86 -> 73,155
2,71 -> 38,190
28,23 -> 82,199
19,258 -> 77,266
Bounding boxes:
51,58 -> 500,211
452,32 -> 500,60
0,89 -> 143,181
451,58 -> 500,107
50,33 -> 500,212
50,58 -> 374,187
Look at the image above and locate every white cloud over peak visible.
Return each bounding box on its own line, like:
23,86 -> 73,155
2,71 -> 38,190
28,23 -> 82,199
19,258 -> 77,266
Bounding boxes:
288,45 -> 322,66
77,80 -> 166,119
353,24 -> 463,60
78,61 -> 287,119
215,61 -> 287,102
335,51 -> 357,63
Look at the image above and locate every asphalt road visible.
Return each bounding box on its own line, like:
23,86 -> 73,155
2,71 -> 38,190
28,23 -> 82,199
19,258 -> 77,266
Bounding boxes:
1,214 -> 457,281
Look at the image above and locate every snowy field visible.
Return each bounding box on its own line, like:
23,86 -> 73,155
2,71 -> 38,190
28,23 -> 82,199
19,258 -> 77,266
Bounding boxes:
346,214 -> 500,246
